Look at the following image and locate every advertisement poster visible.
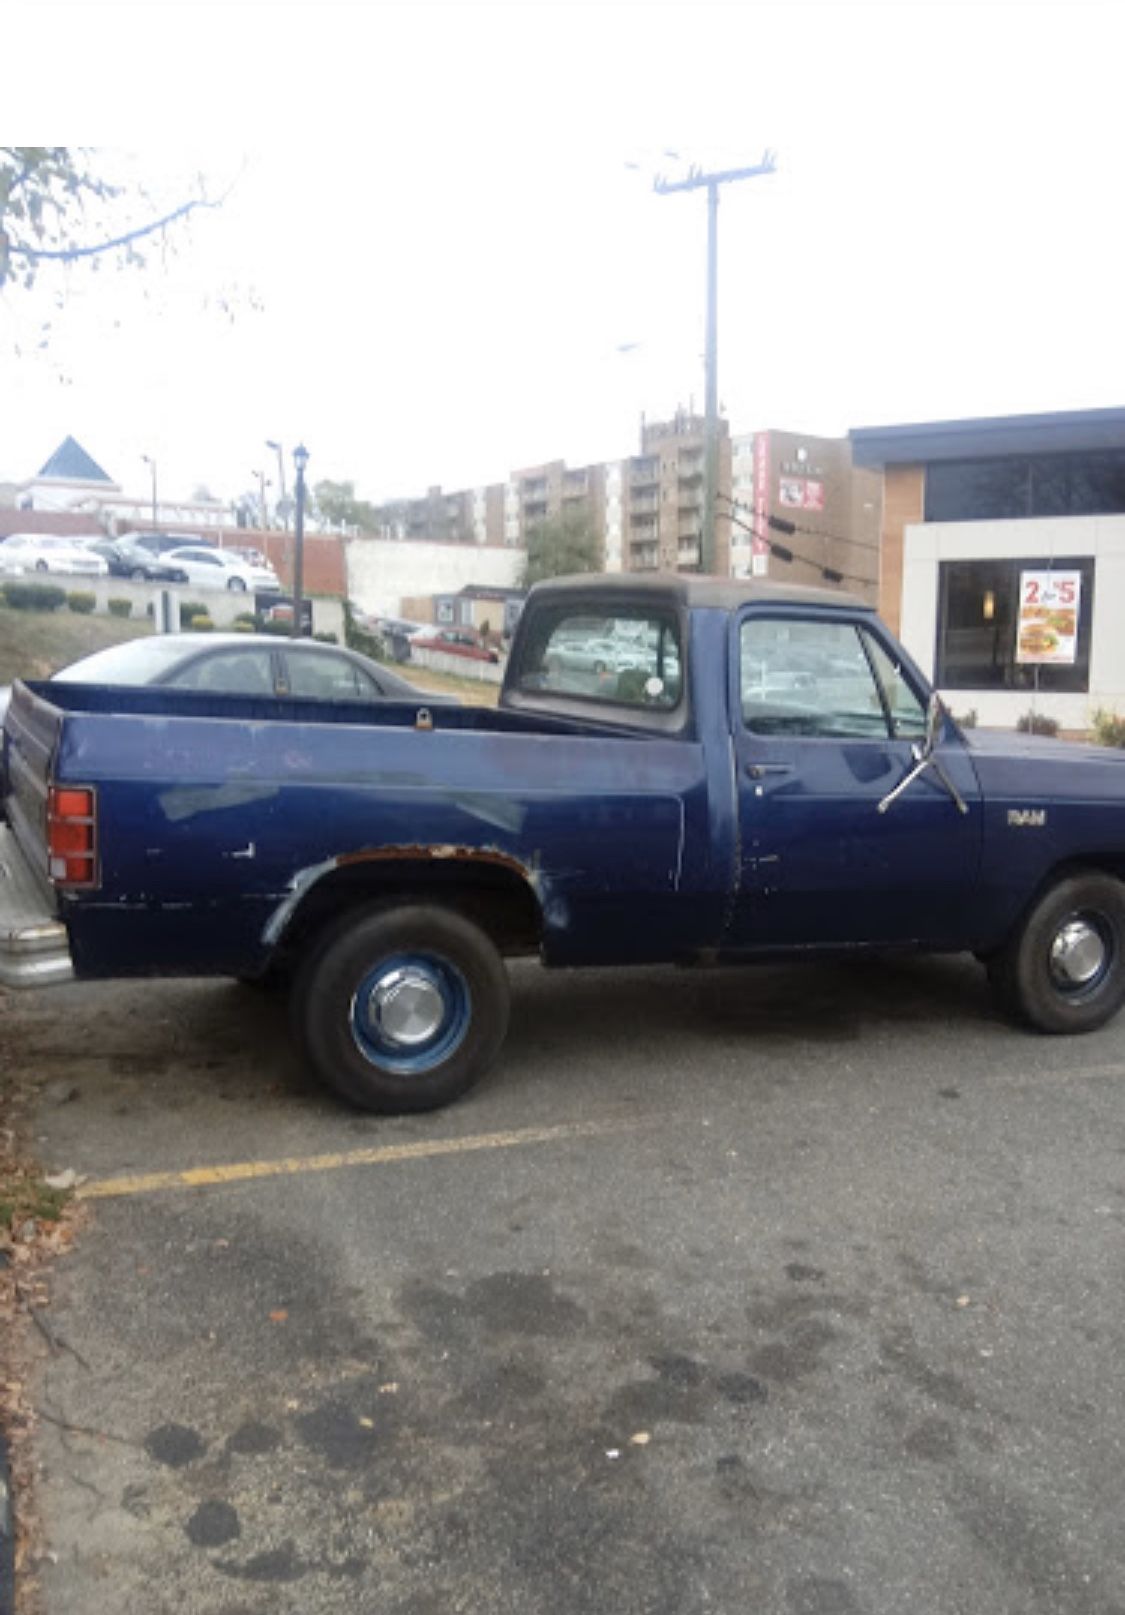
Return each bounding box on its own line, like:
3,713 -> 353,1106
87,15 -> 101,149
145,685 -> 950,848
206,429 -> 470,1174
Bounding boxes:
1015,570 -> 1081,664
778,477 -> 825,511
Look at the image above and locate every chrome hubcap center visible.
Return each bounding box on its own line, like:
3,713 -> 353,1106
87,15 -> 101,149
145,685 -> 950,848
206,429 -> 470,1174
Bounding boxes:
1049,920 -> 1106,988
368,969 -> 445,1046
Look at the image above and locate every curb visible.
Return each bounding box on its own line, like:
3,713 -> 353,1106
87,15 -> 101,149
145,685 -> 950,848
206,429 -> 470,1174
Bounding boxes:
0,1429 -> 13,1615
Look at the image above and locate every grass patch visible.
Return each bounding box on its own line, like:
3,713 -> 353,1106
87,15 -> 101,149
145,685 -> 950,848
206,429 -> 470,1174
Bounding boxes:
402,665 -> 501,707
0,602 -> 150,685
0,1170 -> 71,1234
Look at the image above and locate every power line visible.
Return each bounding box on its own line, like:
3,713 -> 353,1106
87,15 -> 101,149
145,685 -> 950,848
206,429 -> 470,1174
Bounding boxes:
718,492 -> 882,556
723,504 -> 876,590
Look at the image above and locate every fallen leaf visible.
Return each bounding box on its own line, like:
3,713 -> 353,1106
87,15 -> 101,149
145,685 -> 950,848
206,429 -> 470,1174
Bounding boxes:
358,1416 -> 374,1429
605,1448 -> 621,1460
955,1296 -> 971,1308
629,1431 -> 651,1446
378,1382 -> 399,1395
269,1309 -> 289,1323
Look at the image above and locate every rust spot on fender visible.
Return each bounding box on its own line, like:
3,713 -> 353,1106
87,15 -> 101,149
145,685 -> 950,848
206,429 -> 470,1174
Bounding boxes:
333,843 -> 533,879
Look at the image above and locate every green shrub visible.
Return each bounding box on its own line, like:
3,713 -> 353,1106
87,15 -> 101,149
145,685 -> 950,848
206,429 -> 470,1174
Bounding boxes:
313,631 -> 339,645
188,613 -> 214,633
232,620 -> 254,633
2,581 -> 67,612
233,611 -> 257,627
180,600 -> 209,623
107,597 -> 133,618
1091,708 -> 1125,748
952,708 -> 978,729
1017,710 -> 1059,737
66,590 -> 97,615
256,618 -> 293,637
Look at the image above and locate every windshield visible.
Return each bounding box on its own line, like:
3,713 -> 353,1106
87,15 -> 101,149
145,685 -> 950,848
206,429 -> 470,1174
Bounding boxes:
53,639 -> 195,684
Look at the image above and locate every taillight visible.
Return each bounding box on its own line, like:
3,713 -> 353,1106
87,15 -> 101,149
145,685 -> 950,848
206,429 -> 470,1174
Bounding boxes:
47,785 -> 98,888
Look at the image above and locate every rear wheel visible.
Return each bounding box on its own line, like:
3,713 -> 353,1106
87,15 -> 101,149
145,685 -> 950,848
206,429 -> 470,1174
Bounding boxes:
35,560 -> 49,573
227,576 -> 247,592
130,567 -> 148,581
293,903 -> 510,1112
988,871 -> 1125,1033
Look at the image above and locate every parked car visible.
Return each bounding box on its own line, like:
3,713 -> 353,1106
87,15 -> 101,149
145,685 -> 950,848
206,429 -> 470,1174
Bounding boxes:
8,572 -> 1125,1117
0,633 -> 455,725
76,538 -> 189,583
410,627 -> 500,663
162,545 -> 280,593
0,534 -> 108,577
129,532 -> 213,556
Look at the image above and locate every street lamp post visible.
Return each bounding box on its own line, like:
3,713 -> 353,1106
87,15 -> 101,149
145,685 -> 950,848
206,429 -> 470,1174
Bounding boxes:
266,440 -> 288,531
141,455 -> 158,529
292,443 -> 309,639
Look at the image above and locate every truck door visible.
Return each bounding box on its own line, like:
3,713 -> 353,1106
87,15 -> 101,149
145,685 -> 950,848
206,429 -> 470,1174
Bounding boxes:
726,610 -> 982,950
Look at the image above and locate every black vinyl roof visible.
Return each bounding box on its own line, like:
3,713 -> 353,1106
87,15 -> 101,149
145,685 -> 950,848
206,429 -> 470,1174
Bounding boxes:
527,571 -> 868,612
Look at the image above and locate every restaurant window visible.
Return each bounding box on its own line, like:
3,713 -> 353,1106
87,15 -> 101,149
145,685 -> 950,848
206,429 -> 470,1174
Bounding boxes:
926,452 -> 1125,522
935,557 -> 1094,692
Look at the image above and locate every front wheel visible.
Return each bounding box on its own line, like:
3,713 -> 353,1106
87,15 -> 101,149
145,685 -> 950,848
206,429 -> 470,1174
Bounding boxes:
988,871 -> 1125,1033
293,903 -> 510,1112
35,560 -> 49,573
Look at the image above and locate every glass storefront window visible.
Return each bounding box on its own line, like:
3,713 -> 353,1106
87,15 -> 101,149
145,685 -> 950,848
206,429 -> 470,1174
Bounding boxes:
935,558 -> 1094,691
926,452 -> 1125,522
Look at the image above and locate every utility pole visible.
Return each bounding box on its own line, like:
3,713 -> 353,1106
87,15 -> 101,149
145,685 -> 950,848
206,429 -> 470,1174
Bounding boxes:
141,454 -> 158,529
655,154 -> 776,574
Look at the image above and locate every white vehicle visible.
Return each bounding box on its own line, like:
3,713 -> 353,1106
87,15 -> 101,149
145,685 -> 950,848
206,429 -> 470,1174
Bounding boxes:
0,533 -> 109,577
0,548 -> 26,579
163,546 -> 281,594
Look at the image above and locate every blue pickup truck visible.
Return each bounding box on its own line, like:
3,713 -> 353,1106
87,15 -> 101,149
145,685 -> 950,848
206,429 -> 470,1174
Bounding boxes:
3,573 -> 1125,1112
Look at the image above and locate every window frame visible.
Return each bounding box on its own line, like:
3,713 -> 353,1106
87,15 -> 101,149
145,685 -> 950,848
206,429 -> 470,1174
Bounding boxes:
934,556 -> 1095,693
735,608 -> 930,745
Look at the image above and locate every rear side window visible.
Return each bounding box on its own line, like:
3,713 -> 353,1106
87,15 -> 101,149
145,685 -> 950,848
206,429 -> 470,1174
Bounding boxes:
741,618 -> 890,739
169,650 -> 276,695
516,607 -> 683,710
285,652 -> 380,701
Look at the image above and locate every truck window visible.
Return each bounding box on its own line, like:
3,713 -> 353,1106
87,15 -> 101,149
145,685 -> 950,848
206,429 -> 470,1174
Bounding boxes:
517,608 -> 683,710
859,630 -> 927,740
740,618 -> 890,739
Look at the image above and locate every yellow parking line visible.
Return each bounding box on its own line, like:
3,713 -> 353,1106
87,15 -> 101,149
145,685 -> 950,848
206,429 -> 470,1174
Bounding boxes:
77,1116 -> 639,1201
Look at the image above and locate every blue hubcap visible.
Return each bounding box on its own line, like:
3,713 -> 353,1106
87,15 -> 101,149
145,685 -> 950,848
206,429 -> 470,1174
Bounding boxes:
349,953 -> 471,1075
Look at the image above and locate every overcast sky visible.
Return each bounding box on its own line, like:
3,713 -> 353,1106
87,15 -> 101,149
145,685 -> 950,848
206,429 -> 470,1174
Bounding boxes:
6,0 -> 1125,510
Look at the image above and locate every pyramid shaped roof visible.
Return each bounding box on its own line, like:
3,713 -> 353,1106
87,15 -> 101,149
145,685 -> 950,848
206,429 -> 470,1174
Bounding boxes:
37,436 -> 114,484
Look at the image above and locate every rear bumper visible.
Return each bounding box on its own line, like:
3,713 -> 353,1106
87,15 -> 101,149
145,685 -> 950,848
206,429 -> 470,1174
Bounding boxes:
0,824 -> 73,989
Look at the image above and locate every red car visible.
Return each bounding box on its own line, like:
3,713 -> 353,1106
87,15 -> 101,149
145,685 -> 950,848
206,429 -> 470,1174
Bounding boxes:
410,628 -> 499,664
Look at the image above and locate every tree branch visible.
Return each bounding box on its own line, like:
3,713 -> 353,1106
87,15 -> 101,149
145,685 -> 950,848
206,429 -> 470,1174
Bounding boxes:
8,193 -> 220,266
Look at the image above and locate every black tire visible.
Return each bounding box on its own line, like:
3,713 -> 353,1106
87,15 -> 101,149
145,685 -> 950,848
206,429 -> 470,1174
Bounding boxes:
227,576 -> 247,592
293,903 -> 510,1113
988,871 -> 1125,1033
35,560 -> 49,573
130,567 -> 147,581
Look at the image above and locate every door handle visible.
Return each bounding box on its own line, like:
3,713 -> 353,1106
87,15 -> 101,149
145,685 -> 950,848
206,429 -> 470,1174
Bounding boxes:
745,762 -> 794,779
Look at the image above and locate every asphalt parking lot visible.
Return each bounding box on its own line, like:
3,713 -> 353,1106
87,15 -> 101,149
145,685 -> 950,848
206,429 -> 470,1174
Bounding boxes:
4,953 -> 1125,1615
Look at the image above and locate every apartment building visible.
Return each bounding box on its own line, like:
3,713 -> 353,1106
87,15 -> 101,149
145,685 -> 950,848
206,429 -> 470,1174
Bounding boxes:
367,414 -> 878,599
504,459 -> 607,548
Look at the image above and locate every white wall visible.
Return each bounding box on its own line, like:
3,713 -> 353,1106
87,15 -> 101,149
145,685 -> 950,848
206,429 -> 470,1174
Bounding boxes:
899,514 -> 1125,729
345,538 -> 524,617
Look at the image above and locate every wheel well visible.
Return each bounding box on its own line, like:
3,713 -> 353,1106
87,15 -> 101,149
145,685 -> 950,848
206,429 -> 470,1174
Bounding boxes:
988,855 -> 1125,955
273,857 -> 543,965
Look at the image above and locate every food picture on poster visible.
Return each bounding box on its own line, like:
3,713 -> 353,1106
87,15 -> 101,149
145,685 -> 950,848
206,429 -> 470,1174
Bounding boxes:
1016,570 -> 1081,664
